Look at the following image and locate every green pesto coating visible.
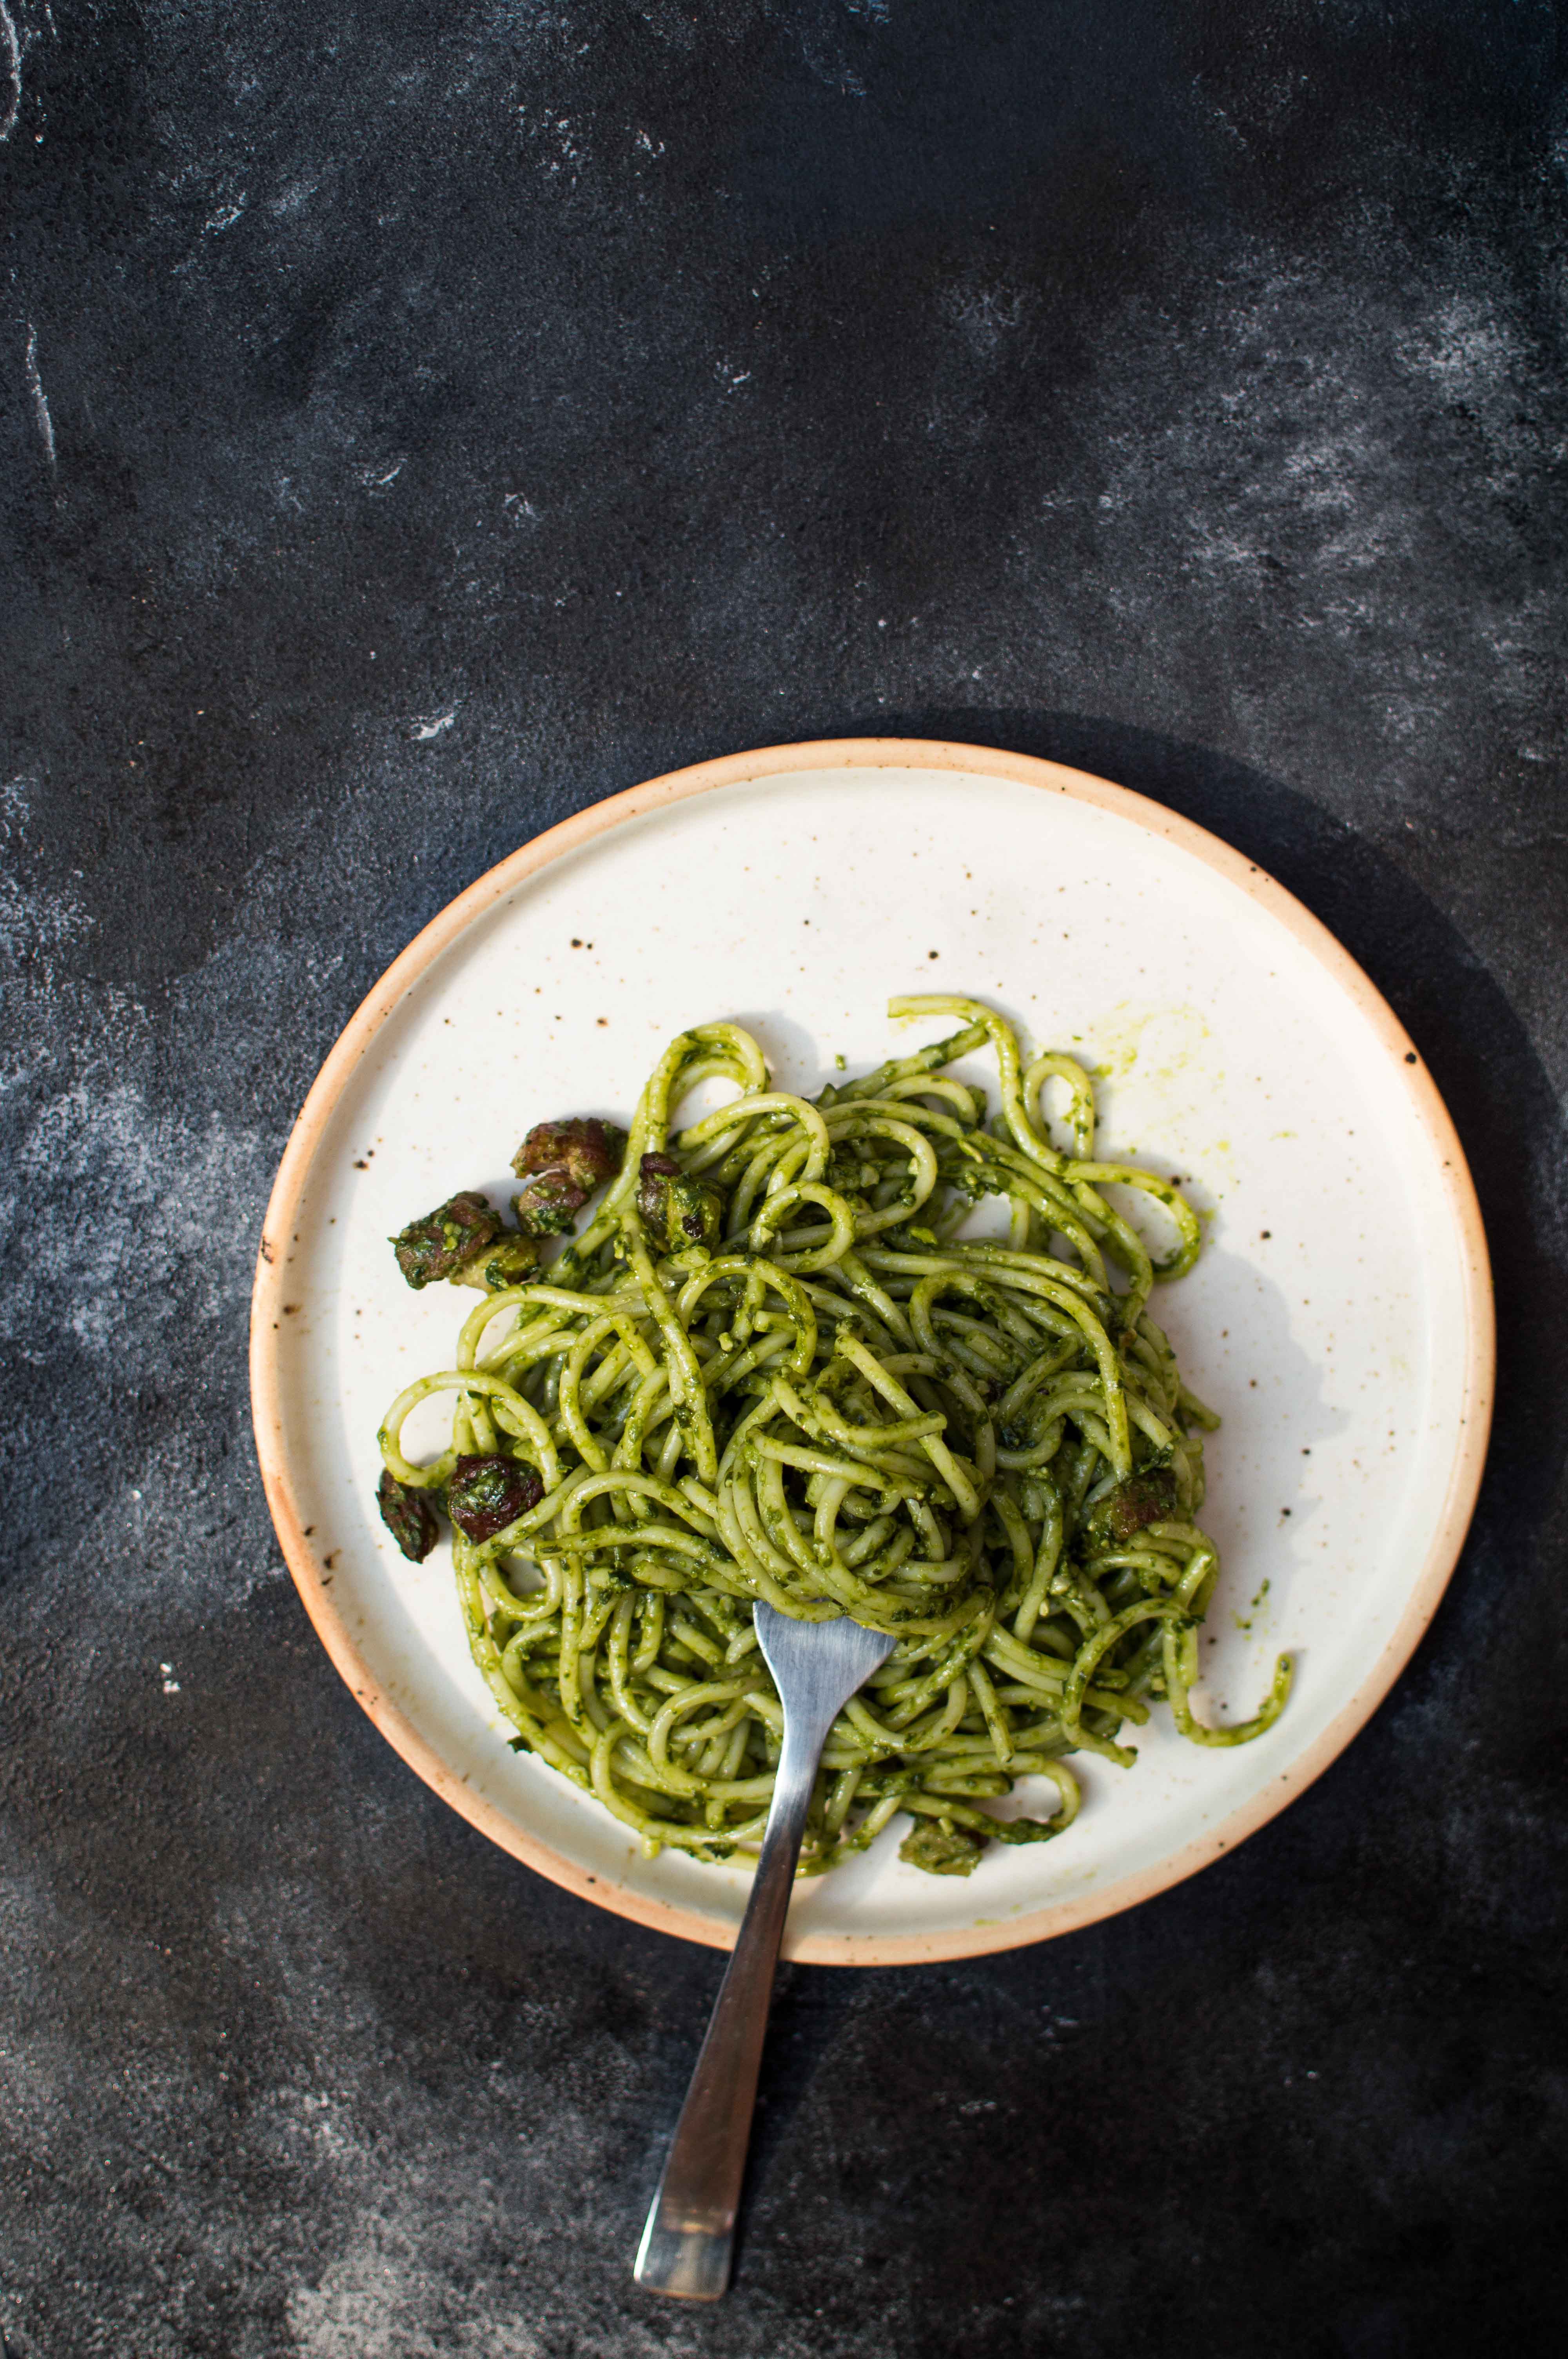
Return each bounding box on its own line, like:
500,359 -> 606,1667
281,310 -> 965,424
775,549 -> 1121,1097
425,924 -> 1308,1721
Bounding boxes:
511,1118 -> 630,1236
637,1152 -> 724,1252
898,1820 -> 985,1876
1083,1465 -> 1179,1548
392,1190 -> 501,1288
377,1468 -> 439,1561
377,1000 -> 1291,1877
456,1234 -> 539,1292
511,1172 -> 587,1237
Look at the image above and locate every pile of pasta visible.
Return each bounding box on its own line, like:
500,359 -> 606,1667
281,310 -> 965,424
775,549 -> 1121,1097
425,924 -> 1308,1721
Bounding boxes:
377,998 -> 1289,1877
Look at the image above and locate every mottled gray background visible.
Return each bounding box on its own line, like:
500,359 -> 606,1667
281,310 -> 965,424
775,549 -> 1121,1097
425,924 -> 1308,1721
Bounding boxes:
3,2 -> 1566,2353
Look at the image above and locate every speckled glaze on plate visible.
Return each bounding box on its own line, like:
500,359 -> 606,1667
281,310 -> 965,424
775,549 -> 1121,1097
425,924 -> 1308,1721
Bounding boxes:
250,740 -> 1492,1964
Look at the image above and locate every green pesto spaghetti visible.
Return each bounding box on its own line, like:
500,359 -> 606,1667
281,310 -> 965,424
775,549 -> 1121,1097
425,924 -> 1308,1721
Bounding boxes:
376,997 -> 1290,1878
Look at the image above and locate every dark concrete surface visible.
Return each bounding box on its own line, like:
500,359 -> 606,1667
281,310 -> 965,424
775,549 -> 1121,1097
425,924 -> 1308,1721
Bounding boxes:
3,3 -> 1566,2352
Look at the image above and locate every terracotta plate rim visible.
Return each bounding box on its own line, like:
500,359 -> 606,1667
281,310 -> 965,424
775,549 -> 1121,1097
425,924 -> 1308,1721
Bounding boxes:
249,738 -> 1495,1965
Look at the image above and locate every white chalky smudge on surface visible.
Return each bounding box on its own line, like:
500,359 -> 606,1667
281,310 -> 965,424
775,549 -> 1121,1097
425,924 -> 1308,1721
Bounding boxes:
1,779 -> 90,959
23,322 -> 55,465
940,274 -> 1029,360
0,0 -> 20,144
0,1078 -> 265,1354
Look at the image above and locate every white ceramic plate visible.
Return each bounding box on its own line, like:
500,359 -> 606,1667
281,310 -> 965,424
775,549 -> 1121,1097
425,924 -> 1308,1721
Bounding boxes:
251,741 -> 1492,1963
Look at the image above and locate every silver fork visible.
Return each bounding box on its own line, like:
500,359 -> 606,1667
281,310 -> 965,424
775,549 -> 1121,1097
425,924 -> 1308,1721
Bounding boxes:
633,1602 -> 896,2300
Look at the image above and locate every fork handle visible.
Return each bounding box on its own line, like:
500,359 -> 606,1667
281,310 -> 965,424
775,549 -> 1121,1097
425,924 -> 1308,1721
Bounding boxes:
632,1714 -> 824,2300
